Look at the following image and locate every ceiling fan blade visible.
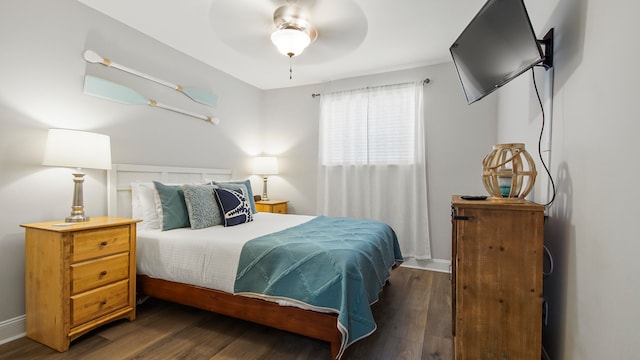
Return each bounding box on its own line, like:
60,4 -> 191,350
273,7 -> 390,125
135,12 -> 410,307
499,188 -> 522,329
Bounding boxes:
311,0 -> 367,34
210,0 -> 273,29
294,0 -> 368,65
282,0 -> 319,12
210,0 -> 277,57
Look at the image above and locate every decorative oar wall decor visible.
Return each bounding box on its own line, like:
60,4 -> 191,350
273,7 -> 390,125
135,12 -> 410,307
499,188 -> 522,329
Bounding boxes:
84,75 -> 220,125
83,50 -> 218,108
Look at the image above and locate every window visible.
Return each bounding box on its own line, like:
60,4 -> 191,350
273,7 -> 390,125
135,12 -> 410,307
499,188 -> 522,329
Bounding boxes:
317,81 -> 431,259
320,82 -> 418,165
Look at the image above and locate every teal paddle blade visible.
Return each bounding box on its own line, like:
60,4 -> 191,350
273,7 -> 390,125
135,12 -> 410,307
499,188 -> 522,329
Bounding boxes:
181,86 -> 218,107
83,75 -> 148,105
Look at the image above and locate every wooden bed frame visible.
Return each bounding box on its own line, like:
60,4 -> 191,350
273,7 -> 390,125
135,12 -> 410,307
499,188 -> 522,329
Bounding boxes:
108,164 -> 344,359
137,276 -> 342,358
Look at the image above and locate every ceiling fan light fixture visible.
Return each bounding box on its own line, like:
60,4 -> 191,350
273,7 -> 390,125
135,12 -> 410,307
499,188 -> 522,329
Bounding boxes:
271,27 -> 311,57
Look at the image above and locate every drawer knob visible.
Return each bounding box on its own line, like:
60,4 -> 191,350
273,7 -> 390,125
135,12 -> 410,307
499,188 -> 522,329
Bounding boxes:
100,299 -> 107,306
99,270 -> 107,277
99,241 -> 108,248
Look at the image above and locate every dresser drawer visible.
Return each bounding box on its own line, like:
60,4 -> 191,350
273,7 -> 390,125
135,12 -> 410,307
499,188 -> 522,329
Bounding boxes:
70,279 -> 129,327
71,253 -> 130,294
72,226 -> 130,262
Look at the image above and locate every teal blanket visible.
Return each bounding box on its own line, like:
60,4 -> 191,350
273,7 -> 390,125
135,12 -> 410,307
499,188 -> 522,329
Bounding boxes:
234,216 -> 403,358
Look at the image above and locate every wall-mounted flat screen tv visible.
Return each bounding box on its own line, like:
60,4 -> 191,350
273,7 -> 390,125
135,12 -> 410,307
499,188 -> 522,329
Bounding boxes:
450,0 -> 544,104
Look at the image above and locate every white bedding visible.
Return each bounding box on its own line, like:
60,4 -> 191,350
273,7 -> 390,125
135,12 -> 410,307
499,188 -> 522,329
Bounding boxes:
136,212 -> 314,293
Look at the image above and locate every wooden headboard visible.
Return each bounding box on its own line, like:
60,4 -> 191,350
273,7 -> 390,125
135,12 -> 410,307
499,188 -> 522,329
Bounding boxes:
107,163 -> 233,218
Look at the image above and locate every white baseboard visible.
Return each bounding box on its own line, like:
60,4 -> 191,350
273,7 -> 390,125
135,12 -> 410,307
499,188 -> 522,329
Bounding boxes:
0,315 -> 25,345
401,258 -> 451,273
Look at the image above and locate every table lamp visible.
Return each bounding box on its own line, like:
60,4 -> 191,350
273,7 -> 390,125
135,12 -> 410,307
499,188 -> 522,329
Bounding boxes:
42,129 -> 112,222
252,156 -> 279,201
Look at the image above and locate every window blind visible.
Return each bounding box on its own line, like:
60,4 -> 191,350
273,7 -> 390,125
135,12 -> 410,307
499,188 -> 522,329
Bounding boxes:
320,82 -> 417,165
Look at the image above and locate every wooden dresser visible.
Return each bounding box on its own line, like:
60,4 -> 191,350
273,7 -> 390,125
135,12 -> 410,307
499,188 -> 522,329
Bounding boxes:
21,216 -> 139,351
255,200 -> 288,214
451,195 -> 544,360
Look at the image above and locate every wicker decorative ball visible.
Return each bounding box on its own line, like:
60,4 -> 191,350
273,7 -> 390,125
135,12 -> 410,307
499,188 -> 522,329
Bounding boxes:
482,143 -> 537,201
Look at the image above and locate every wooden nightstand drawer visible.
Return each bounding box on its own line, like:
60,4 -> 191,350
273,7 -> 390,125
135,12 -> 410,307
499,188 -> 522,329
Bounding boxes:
271,203 -> 287,214
255,200 -> 288,214
72,226 -> 130,262
70,279 -> 129,327
71,253 -> 130,294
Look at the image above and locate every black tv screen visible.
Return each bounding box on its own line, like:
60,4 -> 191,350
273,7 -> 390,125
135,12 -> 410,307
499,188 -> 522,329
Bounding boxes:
450,0 -> 543,104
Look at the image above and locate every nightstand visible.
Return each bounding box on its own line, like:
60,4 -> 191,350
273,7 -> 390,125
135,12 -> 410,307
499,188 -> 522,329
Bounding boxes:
20,216 -> 140,351
255,200 -> 289,214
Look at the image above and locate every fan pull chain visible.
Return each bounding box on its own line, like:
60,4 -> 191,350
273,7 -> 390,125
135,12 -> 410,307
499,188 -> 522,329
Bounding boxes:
288,53 -> 294,80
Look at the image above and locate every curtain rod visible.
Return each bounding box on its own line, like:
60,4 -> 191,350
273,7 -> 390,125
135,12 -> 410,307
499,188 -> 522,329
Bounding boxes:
311,78 -> 430,98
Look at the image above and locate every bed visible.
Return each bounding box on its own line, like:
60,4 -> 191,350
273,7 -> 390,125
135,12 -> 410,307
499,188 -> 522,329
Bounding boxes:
107,164 -> 402,359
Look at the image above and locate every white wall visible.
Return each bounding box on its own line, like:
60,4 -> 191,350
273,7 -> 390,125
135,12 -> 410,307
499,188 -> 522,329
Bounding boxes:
0,0 -> 263,325
262,63 -> 497,261
260,83 -> 323,216
11,2 -> 631,359
500,0 -> 640,358
1,0 -> 497,338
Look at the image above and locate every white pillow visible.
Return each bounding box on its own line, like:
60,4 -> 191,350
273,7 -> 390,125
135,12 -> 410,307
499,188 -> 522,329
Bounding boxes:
131,182 -> 161,231
131,184 -> 143,221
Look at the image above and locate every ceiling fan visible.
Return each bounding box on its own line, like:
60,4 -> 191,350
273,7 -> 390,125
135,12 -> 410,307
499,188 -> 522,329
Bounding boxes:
270,4 -> 318,58
209,0 -> 368,71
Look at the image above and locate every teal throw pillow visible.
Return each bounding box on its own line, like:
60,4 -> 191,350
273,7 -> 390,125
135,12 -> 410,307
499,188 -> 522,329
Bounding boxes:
153,181 -> 191,231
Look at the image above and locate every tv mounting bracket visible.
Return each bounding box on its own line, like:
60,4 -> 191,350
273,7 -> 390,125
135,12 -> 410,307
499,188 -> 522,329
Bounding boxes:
537,28 -> 554,70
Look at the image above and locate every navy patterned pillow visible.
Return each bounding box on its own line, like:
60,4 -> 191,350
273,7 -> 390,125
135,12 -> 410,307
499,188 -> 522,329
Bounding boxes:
213,187 -> 253,227
211,179 -> 257,214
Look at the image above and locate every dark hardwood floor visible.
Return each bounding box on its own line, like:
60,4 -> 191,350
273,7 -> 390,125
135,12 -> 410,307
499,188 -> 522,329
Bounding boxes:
0,267 -> 452,360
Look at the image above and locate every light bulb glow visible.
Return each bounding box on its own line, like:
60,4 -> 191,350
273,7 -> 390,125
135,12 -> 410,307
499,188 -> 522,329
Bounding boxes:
271,28 -> 311,57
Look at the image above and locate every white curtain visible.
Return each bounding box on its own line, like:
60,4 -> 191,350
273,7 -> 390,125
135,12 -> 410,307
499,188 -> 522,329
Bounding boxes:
317,82 -> 431,260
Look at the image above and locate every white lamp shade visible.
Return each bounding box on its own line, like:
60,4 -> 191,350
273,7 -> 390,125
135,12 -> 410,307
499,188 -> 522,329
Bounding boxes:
43,129 -> 112,170
253,156 -> 279,175
271,28 -> 311,57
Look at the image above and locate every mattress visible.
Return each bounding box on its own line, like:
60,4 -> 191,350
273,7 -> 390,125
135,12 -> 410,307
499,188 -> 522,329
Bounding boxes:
136,212 -> 314,293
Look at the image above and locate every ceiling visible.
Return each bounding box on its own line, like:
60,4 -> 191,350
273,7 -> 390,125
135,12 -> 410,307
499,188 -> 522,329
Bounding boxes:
78,0 -> 486,90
